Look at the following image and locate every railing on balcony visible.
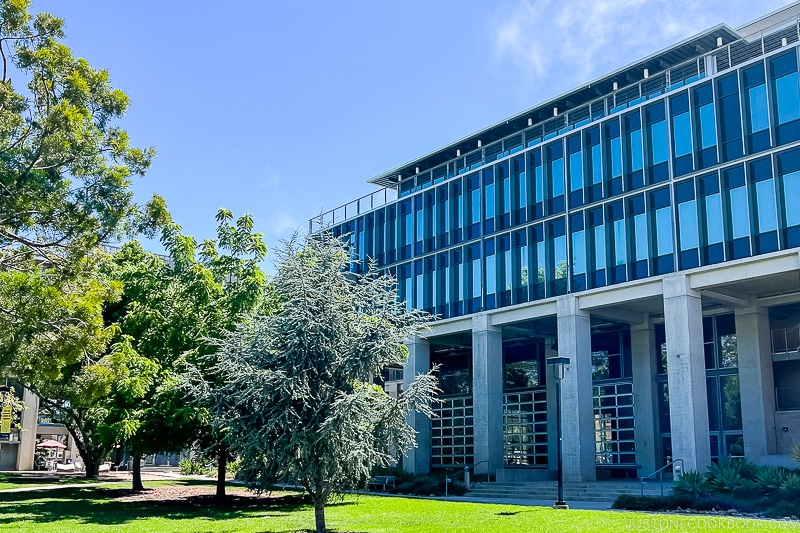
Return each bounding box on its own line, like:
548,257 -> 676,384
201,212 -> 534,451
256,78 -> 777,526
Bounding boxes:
309,16 -> 800,232
776,387 -> 800,411
771,324 -> 800,354
308,187 -> 398,233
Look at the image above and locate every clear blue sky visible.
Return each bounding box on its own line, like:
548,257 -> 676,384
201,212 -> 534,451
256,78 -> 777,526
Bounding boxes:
33,0 -> 794,272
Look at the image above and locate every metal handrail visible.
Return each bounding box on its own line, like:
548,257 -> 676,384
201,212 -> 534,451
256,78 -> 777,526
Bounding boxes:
641,458 -> 683,496
462,460 -> 491,489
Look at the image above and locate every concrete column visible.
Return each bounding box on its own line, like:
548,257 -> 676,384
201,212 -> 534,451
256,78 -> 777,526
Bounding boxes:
403,337 -> 431,475
557,295 -> 596,482
735,304 -> 777,460
471,313 -> 503,475
631,320 -> 658,475
663,274 -> 711,473
16,387 -> 39,471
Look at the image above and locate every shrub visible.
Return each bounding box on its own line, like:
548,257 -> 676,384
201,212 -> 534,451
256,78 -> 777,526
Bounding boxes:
766,500 -> 800,519
612,494 -> 694,511
371,465 -> 416,484
179,458 -> 207,475
706,457 -> 744,493
673,470 -> 707,497
755,466 -> 788,493
736,458 -> 759,481
791,443 -> 800,465
780,472 -> 800,499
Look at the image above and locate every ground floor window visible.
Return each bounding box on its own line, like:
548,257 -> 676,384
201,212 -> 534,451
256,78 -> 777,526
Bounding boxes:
431,396 -> 474,466
503,390 -> 548,466
593,382 -> 636,465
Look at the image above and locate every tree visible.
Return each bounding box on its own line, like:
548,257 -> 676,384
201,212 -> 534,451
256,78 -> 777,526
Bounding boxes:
0,0 -> 164,376
0,0 -> 157,274
104,209 -> 268,492
202,233 -> 439,533
7,265 -> 152,477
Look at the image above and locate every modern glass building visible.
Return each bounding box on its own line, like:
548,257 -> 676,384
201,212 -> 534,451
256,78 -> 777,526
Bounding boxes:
311,3 -> 800,482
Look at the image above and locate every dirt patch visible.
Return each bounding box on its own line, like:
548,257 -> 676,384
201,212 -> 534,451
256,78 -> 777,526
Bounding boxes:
99,485 -> 310,508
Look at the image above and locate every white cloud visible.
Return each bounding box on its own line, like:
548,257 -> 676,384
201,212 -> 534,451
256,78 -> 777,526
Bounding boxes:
488,0 -> 790,93
266,211 -> 302,237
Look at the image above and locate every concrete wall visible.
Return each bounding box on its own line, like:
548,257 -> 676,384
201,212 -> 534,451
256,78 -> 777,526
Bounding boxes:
631,321 -> 658,475
557,295 -> 596,482
775,411 -> 800,456
402,338 -> 431,475
16,388 -> 38,471
471,314 -> 503,475
735,304 -> 777,459
663,274 -> 711,473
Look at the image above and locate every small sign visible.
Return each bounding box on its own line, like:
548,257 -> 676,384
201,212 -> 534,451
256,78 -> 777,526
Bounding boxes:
0,405 -> 12,436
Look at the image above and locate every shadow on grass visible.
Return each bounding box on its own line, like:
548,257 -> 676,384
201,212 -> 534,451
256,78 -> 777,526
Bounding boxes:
0,483 -> 332,527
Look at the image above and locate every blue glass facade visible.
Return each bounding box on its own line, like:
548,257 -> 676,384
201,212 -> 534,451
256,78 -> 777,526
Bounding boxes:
329,46 -> 800,320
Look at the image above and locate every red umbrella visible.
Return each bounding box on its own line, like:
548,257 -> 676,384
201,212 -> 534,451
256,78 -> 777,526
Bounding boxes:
36,439 -> 67,449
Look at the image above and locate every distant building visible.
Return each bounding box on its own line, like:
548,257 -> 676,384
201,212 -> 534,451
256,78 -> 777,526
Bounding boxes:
311,3 -> 800,481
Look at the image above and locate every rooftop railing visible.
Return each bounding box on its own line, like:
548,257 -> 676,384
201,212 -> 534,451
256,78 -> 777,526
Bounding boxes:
309,187 -> 397,233
309,17 -> 800,233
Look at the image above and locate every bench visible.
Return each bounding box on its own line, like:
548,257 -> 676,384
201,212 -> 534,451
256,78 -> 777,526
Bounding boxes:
55,463 -> 76,473
368,475 -> 396,492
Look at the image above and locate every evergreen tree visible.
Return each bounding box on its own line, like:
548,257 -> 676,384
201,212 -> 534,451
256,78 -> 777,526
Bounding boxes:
202,232 -> 438,533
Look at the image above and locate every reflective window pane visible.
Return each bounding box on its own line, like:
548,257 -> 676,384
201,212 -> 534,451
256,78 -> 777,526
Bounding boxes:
755,179 -> 777,232
678,200 -> 699,250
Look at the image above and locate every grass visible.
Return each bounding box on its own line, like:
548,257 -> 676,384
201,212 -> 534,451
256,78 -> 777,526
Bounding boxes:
0,479 -> 798,532
0,472 -> 123,491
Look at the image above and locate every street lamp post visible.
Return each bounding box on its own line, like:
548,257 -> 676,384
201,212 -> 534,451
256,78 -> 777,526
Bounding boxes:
547,355 -> 570,509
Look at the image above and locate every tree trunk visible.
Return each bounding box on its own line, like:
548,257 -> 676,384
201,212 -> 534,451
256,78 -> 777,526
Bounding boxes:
83,454 -> 100,479
215,450 -> 226,499
132,453 -> 144,491
314,496 -> 326,533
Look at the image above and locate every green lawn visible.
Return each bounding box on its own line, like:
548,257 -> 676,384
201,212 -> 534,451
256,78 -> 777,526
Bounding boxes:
0,473 -> 124,491
0,480 -> 797,532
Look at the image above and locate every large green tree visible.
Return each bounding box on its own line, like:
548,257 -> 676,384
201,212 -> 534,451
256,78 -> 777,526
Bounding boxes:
202,233 -> 438,533
0,0 -> 163,372
105,209 -> 269,492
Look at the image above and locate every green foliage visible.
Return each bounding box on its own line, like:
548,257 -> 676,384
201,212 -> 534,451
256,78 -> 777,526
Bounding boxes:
101,209 -> 269,490
791,443 -> 800,465
202,232 -> 437,533
755,466 -> 789,493
0,0 -> 157,274
766,500 -> 800,519
706,457 -> 746,493
612,494 -> 696,512
673,470 -> 707,497
178,459 -> 207,476
370,465 -> 415,484
780,472 -> 800,499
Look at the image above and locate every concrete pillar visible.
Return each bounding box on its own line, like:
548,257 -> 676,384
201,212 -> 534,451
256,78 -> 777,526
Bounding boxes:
472,313 -> 504,475
631,320 -> 658,475
735,304 -> 777,460
16,387 -> 39,471
663,274 -> 711,473
557,295 -> 596,482
403,337 -> 431,475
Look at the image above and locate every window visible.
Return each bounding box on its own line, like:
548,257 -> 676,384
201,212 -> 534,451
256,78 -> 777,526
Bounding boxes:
750,157 -> 778,254
742,63 -> 770,153
571,213 -> 586,291
671,92 -> 693,177
604,119 -> 623,196
771,52 -> 800,145
675,179 -> 698,269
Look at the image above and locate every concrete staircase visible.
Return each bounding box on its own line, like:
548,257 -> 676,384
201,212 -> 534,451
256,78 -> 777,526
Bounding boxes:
467,480 -> 674,502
